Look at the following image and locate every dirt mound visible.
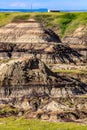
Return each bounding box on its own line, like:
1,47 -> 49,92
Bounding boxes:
0,56 -> 54,85
0,56 -> 59,97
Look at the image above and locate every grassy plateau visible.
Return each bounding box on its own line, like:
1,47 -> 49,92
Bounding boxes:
0,12 -> 87,37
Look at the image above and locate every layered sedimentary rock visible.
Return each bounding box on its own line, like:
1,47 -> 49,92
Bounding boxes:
0,57 -> 86,98
0,19 -> 87,122
62,26 -> 87,61
0,19 -> 86,98
0,19 -> 83,64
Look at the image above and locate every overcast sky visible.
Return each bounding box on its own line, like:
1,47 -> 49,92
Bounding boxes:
0,0 -> 87,10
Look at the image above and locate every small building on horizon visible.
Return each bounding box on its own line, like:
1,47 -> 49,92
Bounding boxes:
48,10 -> 60,12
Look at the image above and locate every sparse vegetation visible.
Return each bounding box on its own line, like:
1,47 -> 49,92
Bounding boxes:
0,106 -> 19,115
0,58 -> 14,65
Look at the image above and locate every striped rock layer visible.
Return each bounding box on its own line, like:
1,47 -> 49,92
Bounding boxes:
0,19 -> 82,64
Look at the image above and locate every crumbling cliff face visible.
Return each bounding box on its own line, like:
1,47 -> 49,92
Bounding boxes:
0,93 -> 87,123
0,19 -> 86,98
0,57 -> 86,98
0,19 -> 84,64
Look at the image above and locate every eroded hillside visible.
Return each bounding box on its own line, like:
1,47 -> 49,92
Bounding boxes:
0,13 -> 87,123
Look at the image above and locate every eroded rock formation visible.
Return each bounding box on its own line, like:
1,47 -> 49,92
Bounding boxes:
0,18 -> 87,123
0,56 -> 86,98
62,26 -> 87,62
0,19 -> 83,64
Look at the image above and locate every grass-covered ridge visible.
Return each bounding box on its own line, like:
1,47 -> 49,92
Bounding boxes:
0,12 -> 31,27
0,12 -> 87,37
35,12 -> 87,37
0,117 -> 87,130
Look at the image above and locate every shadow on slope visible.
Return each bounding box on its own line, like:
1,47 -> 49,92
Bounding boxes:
0,57 -> 86,97
48,44 -> 82,64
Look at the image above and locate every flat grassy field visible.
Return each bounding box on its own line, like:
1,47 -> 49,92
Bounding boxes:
0,117 -> 87,130
0,12 -> 87,37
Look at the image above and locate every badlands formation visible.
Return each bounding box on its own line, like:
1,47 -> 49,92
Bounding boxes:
0,18 -> 87,122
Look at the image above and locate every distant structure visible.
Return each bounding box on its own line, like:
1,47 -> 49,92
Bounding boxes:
48,10 -> 60,12
31,3 -> 32,10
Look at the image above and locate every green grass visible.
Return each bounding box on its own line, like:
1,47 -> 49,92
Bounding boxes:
0,12 -> 87,37
0,58 -> 14,65
0,117 -> 87,130
0,106 -> 19,115
58,13 -> 77,35
12,14 -> 30,22
35,12 -> 87,37
0,12 -> 30,27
